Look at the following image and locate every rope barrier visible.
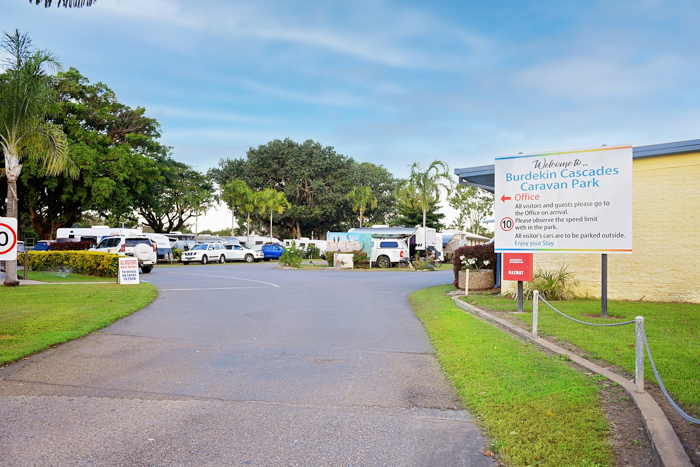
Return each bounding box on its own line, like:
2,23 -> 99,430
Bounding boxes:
538,295 -> 636,327
642,327 -> 700,425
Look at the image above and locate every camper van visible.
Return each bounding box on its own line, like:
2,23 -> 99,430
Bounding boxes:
56,226 -> 141,244
237,235 -> 283,251
164,232 -> 196,251
283,237 -> 328,256
143,233 -> 175,261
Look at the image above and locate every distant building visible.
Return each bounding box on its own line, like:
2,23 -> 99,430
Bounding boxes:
455,139 -> 700,303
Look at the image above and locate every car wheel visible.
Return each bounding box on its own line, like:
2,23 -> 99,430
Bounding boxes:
377,255 -> 391,268
201,255 -> 208,265
219,255 -> 226,264
245,254 -> 254,263
141,265 -> 153,274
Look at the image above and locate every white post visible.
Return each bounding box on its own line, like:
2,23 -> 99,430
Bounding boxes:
635,316 -> 645,394
463,269 -> 469,296
533,290 -> 539,338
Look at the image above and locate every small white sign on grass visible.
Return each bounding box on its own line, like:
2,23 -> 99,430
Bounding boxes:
118,257 -> 140,284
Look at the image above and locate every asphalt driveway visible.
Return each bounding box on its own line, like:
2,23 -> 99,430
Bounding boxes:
0,263 -> 495,466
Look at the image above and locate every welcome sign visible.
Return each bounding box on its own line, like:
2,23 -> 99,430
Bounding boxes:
495,145 -> 633,254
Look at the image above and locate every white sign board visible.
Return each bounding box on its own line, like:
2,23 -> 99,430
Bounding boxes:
0,217 -> 18,261
117,257 -> 140,284
495,145 -> 633,254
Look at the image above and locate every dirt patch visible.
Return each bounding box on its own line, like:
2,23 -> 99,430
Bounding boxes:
472,305 -> 700,466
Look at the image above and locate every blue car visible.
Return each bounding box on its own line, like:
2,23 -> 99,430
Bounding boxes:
34,241 -> 53,251
261,243 -> 285,260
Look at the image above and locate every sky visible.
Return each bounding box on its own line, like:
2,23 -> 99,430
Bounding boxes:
4,0 -> 700,231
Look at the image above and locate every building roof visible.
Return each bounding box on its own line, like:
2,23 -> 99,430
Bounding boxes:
455,138 -> 700,193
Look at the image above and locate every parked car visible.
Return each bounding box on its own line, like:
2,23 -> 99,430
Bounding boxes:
33,240 -> 53,251
224,244 -> 263,263
181,242 -> 229,264
92,235 -> 157,273
371,239 -> 409,268
261,243 -> 285,260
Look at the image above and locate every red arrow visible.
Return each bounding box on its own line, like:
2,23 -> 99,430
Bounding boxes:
501,195 -> 511,202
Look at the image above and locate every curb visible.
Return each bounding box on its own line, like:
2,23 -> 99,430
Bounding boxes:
451,296 -> 693,467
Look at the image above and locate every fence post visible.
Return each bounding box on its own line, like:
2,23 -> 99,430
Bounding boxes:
635,316 -> 644,394
532,290 -> 539,338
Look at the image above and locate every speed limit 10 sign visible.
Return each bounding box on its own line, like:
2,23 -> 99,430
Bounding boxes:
0,217 -> 18,260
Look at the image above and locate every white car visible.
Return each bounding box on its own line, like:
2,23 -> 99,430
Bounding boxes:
181,242 -> 228,264
224,244 -> 264,263
92,235 -> 157,273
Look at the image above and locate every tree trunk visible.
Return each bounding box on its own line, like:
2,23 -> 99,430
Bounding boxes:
4,152 -> 22,286
269,212 -> 273,243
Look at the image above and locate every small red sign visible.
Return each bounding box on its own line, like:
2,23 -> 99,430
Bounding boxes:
502,253 -> 533,281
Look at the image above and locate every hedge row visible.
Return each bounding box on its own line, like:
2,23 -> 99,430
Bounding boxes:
18,251 -> 120,278
452,242 -> 497,288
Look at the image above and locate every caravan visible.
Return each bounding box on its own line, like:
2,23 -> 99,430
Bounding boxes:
56,226 -> 141,244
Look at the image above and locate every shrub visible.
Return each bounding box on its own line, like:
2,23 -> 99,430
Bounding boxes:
50,241 -> 95,251
412,254 -> 437,271
279,241 -> 303,268
18,251 -> 120,277
452,242 -> 496,287
352,250 -> 369,268
306,245 -> 321,259
172,248 -> 183,261
522,264 -> 579,301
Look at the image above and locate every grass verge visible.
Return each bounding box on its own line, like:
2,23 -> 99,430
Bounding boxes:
20,271 -> 112,282
463,294 -> 700,418
410,285 -> 613,466
0,283 -> 158,366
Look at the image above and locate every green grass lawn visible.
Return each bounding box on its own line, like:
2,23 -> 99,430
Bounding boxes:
463,294 -> 700,418
410,286 -> 613,467
0,283 -> 157,366
20,271 -> 113,282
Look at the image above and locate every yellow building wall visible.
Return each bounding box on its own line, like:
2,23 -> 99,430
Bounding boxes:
503,151 -> 700,303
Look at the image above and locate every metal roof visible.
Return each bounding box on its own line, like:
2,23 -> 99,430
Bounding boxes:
455,138 -> 700,193
348,227 -> 418,237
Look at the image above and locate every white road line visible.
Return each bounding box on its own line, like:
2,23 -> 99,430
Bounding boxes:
159,271 -> 281,288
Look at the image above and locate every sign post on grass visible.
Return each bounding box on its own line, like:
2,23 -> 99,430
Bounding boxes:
117,257 -> 140,285
495,145 -> 633,315
0,217 -> 18,261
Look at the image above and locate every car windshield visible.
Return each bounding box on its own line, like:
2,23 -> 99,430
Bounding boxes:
192,244 -> 208,250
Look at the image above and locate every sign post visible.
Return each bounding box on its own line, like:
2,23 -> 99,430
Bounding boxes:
503,253 -> 533,312
0,217 -> 18,261
495,145 -> 633,313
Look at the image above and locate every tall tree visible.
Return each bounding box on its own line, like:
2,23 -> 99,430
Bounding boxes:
256,187 -> 290,242
347,186 -> 377,228
18,68 -> 167,236
406,160 -> 452,231
0,30 -> 77,286
221,179 -> 252,236
448,184 -> 494,236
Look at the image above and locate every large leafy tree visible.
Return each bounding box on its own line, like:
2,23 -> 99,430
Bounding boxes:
136,158 -> 215,233
18,67 -> 164,236
0,30 -> 77,286
448,184 -> 494,236
209,139 -> 398,239
405,160 -> 452,231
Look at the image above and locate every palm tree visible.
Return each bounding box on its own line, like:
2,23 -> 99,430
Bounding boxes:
257,188 -> 290,243
406,160 -> 452,231
221,179 -> 252,236
347,186 -> 377,228
0,30 -> 77,286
